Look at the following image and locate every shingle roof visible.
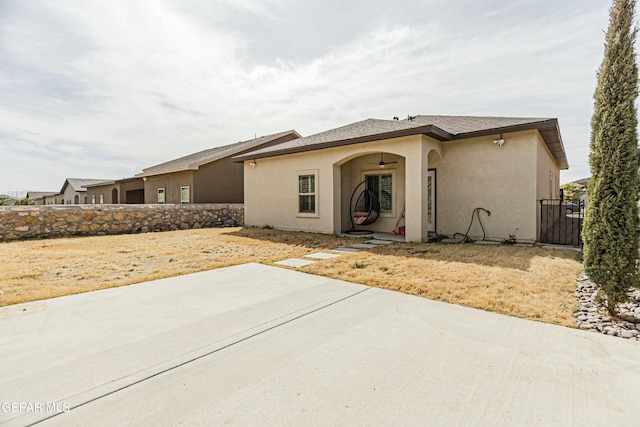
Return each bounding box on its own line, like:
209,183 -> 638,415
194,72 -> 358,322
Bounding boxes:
61,178 -> 113,194
137,130 -> 300,177
567,177 -> 590,187
235,119 -> 425,158
408,115 -> 552,135
26,191 -> 58,200
233,115 -> 568,169
83,180 -> 116,188
83,177 -> 145,188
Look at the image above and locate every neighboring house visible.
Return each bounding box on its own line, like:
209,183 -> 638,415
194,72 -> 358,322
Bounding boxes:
564,178 -> 590,206
0,194 -> 16,204
233,115 -> 568,243
26,192 -> 58,205
570,178 -> 590,188
85,177 -> 145,204
136,130 -> 300,204
44,193 -> 62,205
60,178 -> 112,204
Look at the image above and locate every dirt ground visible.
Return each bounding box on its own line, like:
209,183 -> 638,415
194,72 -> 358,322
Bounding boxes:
0,227 -> 582,327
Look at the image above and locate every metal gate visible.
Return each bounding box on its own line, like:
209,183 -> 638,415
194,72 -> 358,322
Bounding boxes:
539,199 -> 584,246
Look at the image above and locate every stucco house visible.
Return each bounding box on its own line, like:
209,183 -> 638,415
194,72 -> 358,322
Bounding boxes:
60,178 -> 112,205
136,130 -> 300,204
44,193 -> 62,205
26,191 -> 58,205
0,194 -> 17,204
85,177 -> 145,205
233,115 -> 568,243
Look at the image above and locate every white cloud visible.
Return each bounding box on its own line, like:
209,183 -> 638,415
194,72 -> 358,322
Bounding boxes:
219,0 -> 285,18
0,0 -> 619,192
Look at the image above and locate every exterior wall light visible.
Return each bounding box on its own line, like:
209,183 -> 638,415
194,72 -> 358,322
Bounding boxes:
492,134 -> 505,148
249,160 -> 256,168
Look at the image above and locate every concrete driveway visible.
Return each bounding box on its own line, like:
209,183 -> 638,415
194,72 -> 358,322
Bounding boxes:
1,263 -> 639,426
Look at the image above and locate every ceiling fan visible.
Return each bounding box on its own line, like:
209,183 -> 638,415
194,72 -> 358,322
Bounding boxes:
369,153 -> 398,168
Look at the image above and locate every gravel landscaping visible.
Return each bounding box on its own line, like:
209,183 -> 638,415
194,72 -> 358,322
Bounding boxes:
574,272 -> 640,341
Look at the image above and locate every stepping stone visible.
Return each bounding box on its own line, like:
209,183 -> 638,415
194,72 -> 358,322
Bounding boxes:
304,252 -> 341,260
368,239 -> 394,245
440,238 -> 460,243
331,247 -> 359,253
475,240 -> 500,245
351,243 -> 377,249
274,258 -> 316,268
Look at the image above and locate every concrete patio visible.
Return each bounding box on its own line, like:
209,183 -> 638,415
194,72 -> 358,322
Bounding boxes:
1,263 -> 638,426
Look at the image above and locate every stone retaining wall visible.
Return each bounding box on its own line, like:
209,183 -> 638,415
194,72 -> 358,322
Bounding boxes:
0,204 -> 244,241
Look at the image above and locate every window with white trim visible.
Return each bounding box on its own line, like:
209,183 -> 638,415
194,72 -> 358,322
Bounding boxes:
180,186 -> 190,204
99,194 -> 104,204
91,195 -> 96,204
365,173 -> 393,213
298,173 -> 316,214
157,188 -> 165,204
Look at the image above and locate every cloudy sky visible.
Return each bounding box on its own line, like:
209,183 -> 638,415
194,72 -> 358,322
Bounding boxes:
0,0 -> 622,194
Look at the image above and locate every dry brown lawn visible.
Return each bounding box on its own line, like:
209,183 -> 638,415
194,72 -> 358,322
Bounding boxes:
0,227 -> 582,327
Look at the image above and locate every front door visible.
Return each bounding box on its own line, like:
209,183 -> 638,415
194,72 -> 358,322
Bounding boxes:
427,170 -> 436,232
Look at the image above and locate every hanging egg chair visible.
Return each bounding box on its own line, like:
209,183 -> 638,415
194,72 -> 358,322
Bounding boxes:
346,180 -> 380,235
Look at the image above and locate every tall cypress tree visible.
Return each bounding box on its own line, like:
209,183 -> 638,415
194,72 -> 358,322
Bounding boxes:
583,0 -> 640,315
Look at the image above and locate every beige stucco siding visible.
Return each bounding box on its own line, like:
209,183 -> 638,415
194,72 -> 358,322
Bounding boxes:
244,151 -> 335,233
86,184 -> 118,204
63,187 -> 86,205
244,135 -> 438,241
44,195 -> 60,205
430,131 -> 539,241
535,132 -> 562,240
536,132 -> 561,200
245,130 -> 552,243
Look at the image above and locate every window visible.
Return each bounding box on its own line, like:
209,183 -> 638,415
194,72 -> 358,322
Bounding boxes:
157,188 -> 165,204
91,195 -> 96,204
365,173 -> 393,213
298,174 -> 316,214
99,194 -> 104,204
180,186 -> 190,204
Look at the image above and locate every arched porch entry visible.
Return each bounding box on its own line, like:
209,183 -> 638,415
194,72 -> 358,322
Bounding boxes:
332,140 -> 443,242
337,152 -> 406,236
112,188 -> 119,204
